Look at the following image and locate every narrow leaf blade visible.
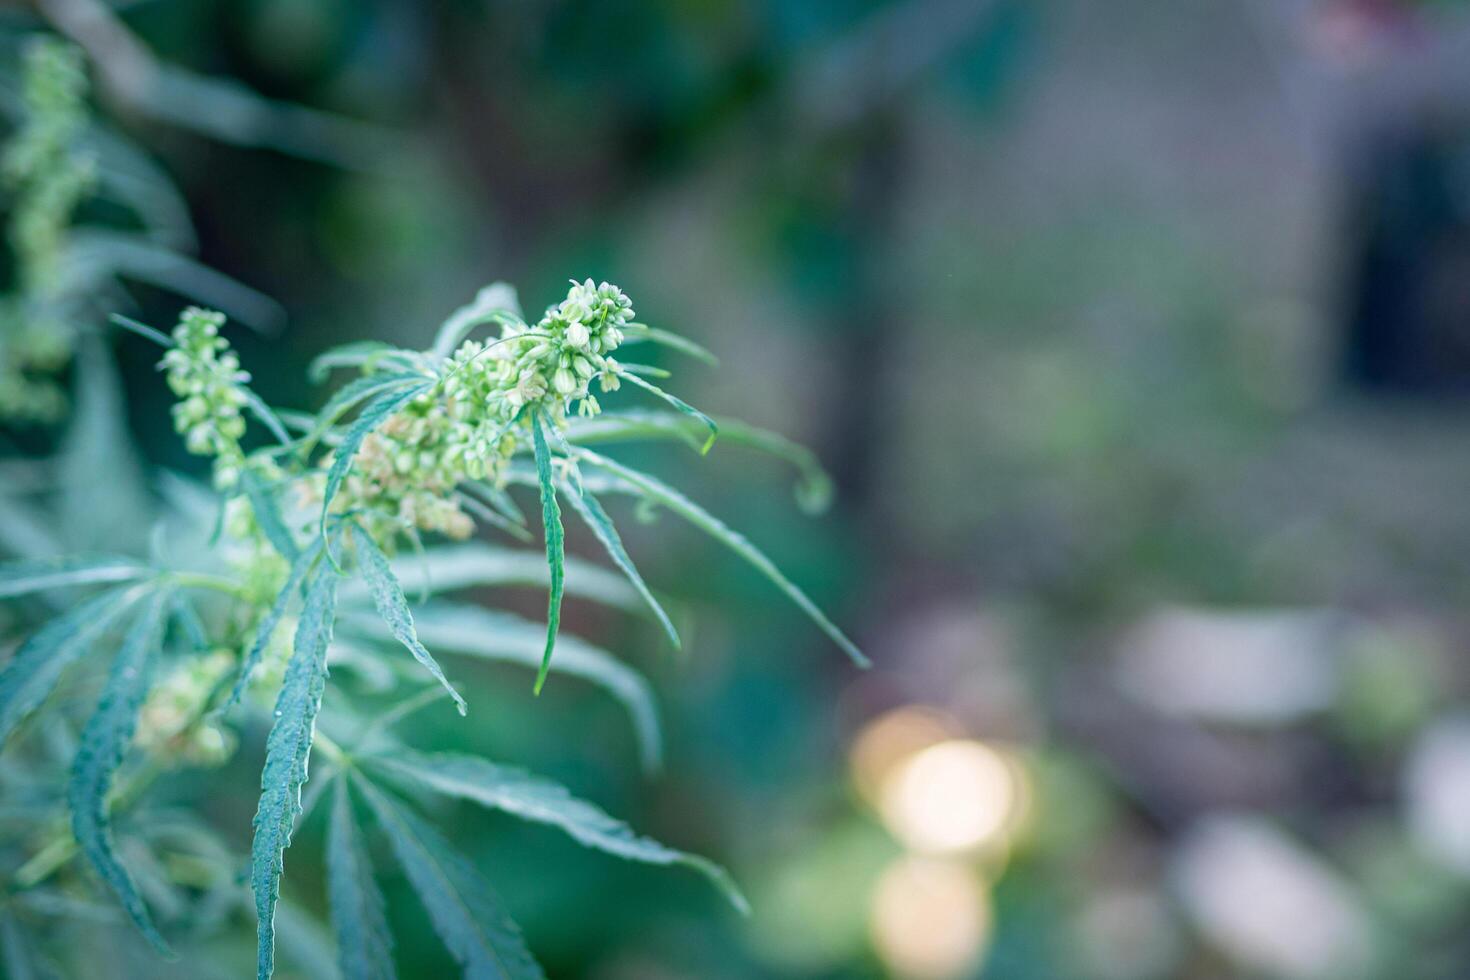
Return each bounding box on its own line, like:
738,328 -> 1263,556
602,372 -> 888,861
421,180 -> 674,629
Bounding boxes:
252,566 -> 339,980
320,383 -> 433,539
620,323 -> 718,366
431,282 -> 524,360
337,542 -> 640,613
308,341 -> 401,384
358,602 -> 662,773
0,555 -> 148,599
223,540 -> 322,712
350,523 -> 466,715
371,751 -> 746,913
0,587 -> 142,746
67,590 -> 172,954
108,313 -> 174,348
566,410 -> 834,514
559,482 -> 678,648
355,776 -> 544,980
327,779 -> 395,980
309,372 -> 430,448
577,449 -> 868,667
530,412 -> 564,695
462,482 -> 527,529
617,373 -> 717,453
241,468 -> 300,562
241,389 -> 295,448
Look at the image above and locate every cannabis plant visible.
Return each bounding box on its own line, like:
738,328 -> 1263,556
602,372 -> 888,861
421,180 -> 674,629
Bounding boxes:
0,276 -> 865,977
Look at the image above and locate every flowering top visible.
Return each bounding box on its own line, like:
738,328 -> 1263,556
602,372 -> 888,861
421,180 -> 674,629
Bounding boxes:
533,277 -> 632,414
479,277 -> 632,418
153,281 -> 694,553
0,39 -> 96,423
331,280 -> 634,541
343,387 -> 483,541
162,308 -> 251,484
4,38 -> 93,300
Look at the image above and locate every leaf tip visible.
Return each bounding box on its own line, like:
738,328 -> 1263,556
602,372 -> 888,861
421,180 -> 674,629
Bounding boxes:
690,858 -> 750,917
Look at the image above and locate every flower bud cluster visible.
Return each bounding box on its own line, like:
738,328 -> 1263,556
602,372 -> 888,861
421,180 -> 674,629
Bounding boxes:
135,649 -> 237,767
161,308 -> 251,485
0,39 -> 95,424
0,344 -> 67,421
331,280 -> 634,540
516,277 -> 632,418
343,388 -> 480,543
4,39 -> 94,300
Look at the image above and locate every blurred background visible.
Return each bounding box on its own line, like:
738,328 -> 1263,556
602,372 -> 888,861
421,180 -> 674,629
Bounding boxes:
12,0 -> 1470,977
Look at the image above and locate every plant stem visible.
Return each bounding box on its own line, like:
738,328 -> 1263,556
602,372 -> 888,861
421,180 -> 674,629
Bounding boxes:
170,570 -> 253,600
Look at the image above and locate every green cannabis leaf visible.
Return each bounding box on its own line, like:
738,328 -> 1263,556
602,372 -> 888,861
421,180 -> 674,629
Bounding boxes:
326,779 -> 395,980
574,448 -> 869,667
252,565 -> 339,980
354,775 -> 544,980
349,521 -> 467,715
367,749 -> 748,914
0,585 -> 143,745
529,409 -> 565,695
559,479 -> 680,648
68,589 -> 173,954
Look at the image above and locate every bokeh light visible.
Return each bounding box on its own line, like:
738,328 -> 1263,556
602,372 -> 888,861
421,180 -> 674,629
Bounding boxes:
869,856 -> 991,980
849,705 -> 963,807
877,738 -> 1027,855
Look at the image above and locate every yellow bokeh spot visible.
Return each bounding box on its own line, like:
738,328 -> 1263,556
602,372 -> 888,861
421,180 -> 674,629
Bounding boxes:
849,706 -> 963,807
870,856 -> 991,980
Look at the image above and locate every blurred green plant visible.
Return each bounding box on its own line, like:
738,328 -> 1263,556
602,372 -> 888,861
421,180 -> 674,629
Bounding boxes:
0,39 -> 94,422
0,35 -> 281,431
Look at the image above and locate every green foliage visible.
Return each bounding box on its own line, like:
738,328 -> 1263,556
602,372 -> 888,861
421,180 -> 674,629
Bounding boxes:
67,589 -> 172,953
252,565 -> 339,980
0,39 -> 93,423
326,780 -> 395,980
224,539 -> 323,711
617,371 -> 718,453
0,585 -> 142,745
345,541 -> 642,611
319,381 -> 436,543
367,750 -> 748,913
374,601 -> 665,773
0,554 -> 147,599
308,341 -> 406,384
560,479 -> 680,648
574,448 -> 869,667
430,281 -> 524,360
1,274 -> 863,978
0,40 -> 270,426
241,467 -> 301,563
565,410 -> 835,514
349,522 -> 467,715
353,775 -> 544,980
530,410 -> 566,695
620,322 -> 719,367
